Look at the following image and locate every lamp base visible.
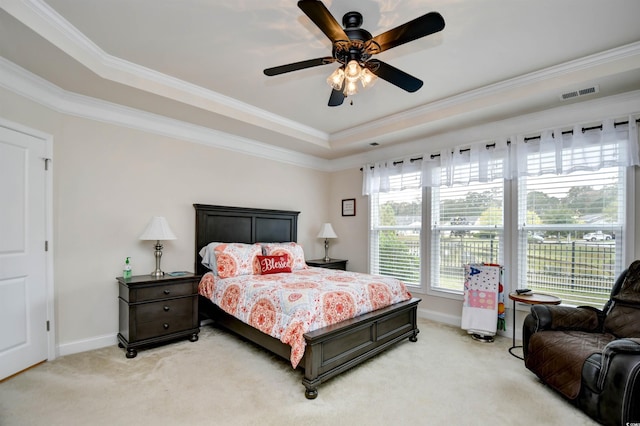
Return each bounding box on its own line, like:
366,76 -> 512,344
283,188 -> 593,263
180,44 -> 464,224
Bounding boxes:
151,240 -> 165,278
324,238 -> 330,262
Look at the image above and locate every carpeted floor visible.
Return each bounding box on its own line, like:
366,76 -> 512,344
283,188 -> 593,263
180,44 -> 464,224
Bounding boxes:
0,318 -> 596,426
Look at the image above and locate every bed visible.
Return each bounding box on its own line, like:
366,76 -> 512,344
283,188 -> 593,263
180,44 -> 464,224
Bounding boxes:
194,204 -> 420,399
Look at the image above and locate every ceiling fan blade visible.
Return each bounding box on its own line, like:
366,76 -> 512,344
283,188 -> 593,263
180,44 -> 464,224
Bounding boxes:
264,57 -> 335,76
370,12 -> 445,53
367,60 -> 423,93
297,0 -> 349,43
328,87 -> 345,107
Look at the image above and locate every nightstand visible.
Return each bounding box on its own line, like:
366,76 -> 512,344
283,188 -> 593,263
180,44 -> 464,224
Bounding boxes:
306,258 -> 348,270
117,273 -> 200,358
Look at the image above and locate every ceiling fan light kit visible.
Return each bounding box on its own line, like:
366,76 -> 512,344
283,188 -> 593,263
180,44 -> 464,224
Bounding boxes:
359,68 -> 376,89
334,60 -> 378,96
345,60 -> 361,81
327,67 -> 345,90
263,0 -> 445,107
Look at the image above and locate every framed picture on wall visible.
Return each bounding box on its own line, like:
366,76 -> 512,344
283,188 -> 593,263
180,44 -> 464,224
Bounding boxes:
342,198 -> 356,216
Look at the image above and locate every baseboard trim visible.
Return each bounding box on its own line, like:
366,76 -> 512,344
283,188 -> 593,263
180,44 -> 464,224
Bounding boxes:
55,313 -> 510,357
417,307 -> 510,339
57,333 -> 118,357
417,308 -> 461,327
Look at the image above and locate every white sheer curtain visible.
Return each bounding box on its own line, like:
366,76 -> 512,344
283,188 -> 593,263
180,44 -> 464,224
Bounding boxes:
362,157 -> 422,195
363,115 -> 639,194
513,118 -> 639,177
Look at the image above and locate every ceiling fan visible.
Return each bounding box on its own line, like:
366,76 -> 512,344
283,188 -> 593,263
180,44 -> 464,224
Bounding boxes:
263,0 -> 445,106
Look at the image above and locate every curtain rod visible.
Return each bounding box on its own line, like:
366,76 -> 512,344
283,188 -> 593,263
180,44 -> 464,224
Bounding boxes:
360,118 -> 639,169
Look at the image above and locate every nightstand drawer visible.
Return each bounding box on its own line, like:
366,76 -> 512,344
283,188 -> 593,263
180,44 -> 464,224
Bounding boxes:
135,314 -> 194,341
117,273 -> 200,358
136,297 -> 193,323
131,281 -> 195,302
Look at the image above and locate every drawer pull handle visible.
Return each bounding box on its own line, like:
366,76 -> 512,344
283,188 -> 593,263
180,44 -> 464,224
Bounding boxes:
163,290 -> 170,295
163,305 -> 170,312
163,323 -> 169,329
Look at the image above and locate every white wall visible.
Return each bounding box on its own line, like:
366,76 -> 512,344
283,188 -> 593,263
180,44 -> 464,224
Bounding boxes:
2,87 -> 331,354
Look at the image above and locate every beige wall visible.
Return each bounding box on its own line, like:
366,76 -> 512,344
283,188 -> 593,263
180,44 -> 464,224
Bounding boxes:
2,88 -> 330,350
326,169 -> 368,272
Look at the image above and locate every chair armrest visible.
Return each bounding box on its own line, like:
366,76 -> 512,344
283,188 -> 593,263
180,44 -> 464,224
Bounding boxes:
530,305 -> 602,332
582,338 -> 640,425
523,305 -> 603,358
597,338 -> 640,390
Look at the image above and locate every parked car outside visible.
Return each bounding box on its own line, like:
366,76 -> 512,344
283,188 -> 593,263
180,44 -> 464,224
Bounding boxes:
583,231 -> 612,241
528,233 -> 544,244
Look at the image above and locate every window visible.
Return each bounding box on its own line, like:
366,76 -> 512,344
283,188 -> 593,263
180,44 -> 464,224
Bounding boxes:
369,172 -> 422,286
364,116 -> 637,302
431,180 -> 504,292
518,167 -> 625,307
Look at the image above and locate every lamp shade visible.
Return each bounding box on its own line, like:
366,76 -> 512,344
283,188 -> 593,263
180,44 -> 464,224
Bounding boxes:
317,223 -> 337,239
139,216 -> 177,241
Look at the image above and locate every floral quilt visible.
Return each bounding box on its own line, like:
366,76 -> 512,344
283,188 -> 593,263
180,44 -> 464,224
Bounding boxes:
198,267 -> 412,368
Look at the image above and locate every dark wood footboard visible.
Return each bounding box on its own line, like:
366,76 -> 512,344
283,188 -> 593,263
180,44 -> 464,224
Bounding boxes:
199,295 -> 420,398
302,297 -> 420,398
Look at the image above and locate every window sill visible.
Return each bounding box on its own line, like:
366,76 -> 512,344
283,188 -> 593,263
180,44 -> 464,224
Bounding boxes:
426,286 -> 464,301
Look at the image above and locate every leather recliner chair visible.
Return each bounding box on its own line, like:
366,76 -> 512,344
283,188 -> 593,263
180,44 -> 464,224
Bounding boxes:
523,260 -> 640,426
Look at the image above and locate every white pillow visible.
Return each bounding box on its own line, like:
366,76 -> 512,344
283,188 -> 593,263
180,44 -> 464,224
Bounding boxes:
199,242 -> 222,274
262,242 -> 307,270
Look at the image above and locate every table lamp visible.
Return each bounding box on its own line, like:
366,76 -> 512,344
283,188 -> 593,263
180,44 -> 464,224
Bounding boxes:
140,216 -> 177,277
317,223 -> 338,262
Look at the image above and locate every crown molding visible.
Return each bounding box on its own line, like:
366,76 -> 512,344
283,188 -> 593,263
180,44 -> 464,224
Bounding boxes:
330,41 -> 640,144
329,89 -> 640,172
3,55 -> 639,175
0,57 -> 331,171
1,0 -> 330,148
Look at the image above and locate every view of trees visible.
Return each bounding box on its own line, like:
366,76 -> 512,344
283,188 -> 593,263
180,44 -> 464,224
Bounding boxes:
377,203 -> 420,283
374,183 -> 618,286
528,185 -> 619,224
440,184 -> 617,230
376,183 -> 617,234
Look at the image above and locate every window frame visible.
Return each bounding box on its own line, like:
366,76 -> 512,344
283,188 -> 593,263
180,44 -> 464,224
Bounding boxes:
368,181 -> 423,289
417,168 -> 635,303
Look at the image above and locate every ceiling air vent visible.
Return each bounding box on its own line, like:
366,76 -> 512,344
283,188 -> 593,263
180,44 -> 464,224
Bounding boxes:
560,85 -> 599,101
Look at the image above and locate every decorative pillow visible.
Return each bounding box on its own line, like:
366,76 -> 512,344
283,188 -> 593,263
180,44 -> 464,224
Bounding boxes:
263,242 -> 307,270
257,254 -> 292,275
199,242 -> 222,275
214,243 -> 262,278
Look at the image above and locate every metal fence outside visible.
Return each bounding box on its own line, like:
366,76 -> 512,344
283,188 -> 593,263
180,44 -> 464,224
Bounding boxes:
438,239 -> 615,307
382,235 -> 615,307
525,241 -> 615,307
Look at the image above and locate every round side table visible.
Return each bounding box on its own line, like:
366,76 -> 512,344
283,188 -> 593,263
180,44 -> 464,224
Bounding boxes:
508,292 -> 561,360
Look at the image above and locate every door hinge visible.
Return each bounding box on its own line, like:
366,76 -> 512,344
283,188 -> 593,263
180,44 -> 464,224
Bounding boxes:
45,241 -> 49,251
44,158 -> 51,171
46,321 -> 50,332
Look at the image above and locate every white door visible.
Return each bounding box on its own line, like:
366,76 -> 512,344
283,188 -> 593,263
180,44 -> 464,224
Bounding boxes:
0,125 -> 48,380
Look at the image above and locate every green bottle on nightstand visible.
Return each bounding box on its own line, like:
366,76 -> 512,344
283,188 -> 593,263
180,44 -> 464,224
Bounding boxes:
123,257 -> 132,279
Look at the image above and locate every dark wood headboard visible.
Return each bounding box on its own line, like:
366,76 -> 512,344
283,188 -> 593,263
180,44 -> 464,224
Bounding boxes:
194,204 -> 300,275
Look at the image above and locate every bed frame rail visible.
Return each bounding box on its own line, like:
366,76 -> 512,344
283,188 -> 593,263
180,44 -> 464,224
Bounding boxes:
302,297 -> 420,399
